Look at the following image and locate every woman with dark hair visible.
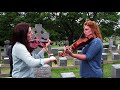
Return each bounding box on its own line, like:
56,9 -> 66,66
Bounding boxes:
11,22 -> 57,78
64,20 -> 103,78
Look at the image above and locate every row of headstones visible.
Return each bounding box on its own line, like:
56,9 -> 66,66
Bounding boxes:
109,37 -> 120,78
53,46 -> 120,54
0,40 -> 11,61
3,57 -> 120,78
55,40 -> 69,46
102,52 -> 120,61
2,48 -> 120,65
1,38 -> 120,62
53,48 -> 120,61
110,45 -> 120,51
109,36 -> 117,50
3,48 -> 120,78
1,38 -> 120,58
2,42 -> 120,78
1,47 -> 120,66
102,46 -> 120,61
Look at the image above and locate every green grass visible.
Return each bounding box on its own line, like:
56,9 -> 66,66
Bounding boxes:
51,61 -> 120,78
1,62 -> 120,78
103,61 -> 120,78
51,67 -> 80,78
1,49 -> 120,78
1,56 -> 120,78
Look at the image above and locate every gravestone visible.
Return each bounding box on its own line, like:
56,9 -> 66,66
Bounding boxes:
34,64 -> 52,78
102,53 -> 108,60
103,43 -> 109,48
32,24 -> 49,40
112,53 -> 120,60
32,24 -> 50,54
65,40 -> 69,46
112,45 -> 116,51
112,64 -> 120,78
59,57 -> 67,66
58,51 -> 63,57
117,44 -> 120,50
47,45 -> 52,56
73,58 -> 80,66
4,40 -> 10,57
60,72 -> 76,78
76,50 -> 82,62
113,36 -> 116,45
103,48 -> 108,53
34,47 -> 43,54
3,57 -> 10,64
51,48 -> 58,55
31,24 -> 53,67
77,50 -> 82,54
47,62 -> 52,67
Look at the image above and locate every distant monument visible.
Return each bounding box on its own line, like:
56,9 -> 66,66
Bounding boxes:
4,40 -> 10,57
109,36 -> 113,50
109,36 -> 117,52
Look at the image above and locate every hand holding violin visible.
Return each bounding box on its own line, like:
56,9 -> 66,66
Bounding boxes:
49,56 -> 57,64
64,46 -> 73,56
46,39 -> 51,47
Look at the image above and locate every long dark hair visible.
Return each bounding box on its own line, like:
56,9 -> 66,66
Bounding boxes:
11,22 -> 31,52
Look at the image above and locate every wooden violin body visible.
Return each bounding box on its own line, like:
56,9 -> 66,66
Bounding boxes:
60,34 -> 95,57
29,37 -> 57,64
29,38 -> 46,49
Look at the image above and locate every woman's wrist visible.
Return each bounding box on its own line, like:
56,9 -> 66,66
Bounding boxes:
42,48 -> 46,52
71,53 -> 75,58
49,57 -> 52,62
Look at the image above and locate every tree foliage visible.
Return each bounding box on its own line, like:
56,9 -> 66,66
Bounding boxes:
0,12 -> 120,46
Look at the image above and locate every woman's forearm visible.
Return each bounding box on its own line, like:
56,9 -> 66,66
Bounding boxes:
72,54 -> 86,60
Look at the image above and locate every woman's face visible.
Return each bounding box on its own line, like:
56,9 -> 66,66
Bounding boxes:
27,27 -> 33,42
83,25 -> 93,37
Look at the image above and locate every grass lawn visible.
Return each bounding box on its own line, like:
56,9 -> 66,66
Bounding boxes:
51,61 -> 120,78
1,61 -> 120,78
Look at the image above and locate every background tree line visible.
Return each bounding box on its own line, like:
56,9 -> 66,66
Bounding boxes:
0,12 -> 120,46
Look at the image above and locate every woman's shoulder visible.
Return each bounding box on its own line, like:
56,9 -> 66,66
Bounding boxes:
93,38 -> 102,42
90,38 -> 102,45
13,42 -> 26,50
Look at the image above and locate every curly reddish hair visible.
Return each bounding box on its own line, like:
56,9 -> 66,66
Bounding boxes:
84,20 -> 102,40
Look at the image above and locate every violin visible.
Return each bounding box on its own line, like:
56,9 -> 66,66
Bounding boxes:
29,37 -> 57,64
29,37 -> 54,49
60,34 -> 96,57
29,38 -> 46,49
